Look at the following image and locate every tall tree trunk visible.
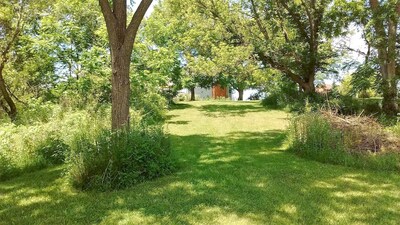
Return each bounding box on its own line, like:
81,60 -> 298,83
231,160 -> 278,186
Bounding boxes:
0,65 -> 17,121
257,51 -> 316,96
299,76 -> 315,95
111,49 -> 132,129
99,0 -> 153,130
0,4 -> 22,122
190,87 -> 195,101
382,78 -> 398,116
237,88 -> 244,101
302,82 -> 315,94
382,18 -> 398,116
369,0 -> 399,116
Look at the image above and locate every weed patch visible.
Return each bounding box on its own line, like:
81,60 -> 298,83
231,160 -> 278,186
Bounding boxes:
289,112 -> 400,171
67,124 -> 175,191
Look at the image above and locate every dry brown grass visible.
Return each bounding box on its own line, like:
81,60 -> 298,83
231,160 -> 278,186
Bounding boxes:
321,111 -> 400,154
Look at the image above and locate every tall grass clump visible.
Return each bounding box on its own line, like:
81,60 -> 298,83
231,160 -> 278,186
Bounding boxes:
289,112 -> 400,171
0,107 -> 108,181
0,124 -> 69,180
67,123 -> 175,191
289,113 -> 349,164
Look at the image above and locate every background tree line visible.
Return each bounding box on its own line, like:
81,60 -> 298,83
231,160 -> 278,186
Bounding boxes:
0,0 -> 399,124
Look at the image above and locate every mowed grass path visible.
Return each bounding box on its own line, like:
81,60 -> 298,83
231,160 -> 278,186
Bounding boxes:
1,101 -> 400,224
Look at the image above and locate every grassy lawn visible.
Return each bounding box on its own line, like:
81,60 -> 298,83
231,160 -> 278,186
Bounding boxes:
1,101 -> 400,224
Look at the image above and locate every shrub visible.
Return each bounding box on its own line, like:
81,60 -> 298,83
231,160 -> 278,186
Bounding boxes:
262,93 -> 280,109
289,112 -> 400,171
67,124 -> 175,190
329,95 -> 361,115
16,101 -> 56,124
262,91 -> 326,113
37,138 -> 70,165
0,135 -> 65,181
328,96 -> 383,116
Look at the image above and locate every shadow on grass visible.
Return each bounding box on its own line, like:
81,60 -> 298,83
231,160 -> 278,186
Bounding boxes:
1,130 -> 400,224
167,120 -> 190,125
169,103 -> 193,110
199,103 -> 266,117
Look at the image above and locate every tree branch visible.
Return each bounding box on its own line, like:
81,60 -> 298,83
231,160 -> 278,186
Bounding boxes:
113,0 -> 127,30
195,0 -> 243,45
278,1 -> 311,43
124,0 -> 153,48
256,50 -> 305,86
249,0 -> 269,40
6,84 -> 27,106
345,46 -> 368,56
397,1 -> 400,16
99,0 -> 117,43
0,4 -> 23,64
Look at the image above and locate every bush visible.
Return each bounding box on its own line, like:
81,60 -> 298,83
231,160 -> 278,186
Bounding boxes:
14,101 -> 56,124
330,95 -> 362,115
262,93 -> 280,109
328,96 -> 383,116
262,91 -> 326,113
37,138 -> 70,165
361,99 -> 382,115
289,112 -> 400,171
67,124 -> 175,190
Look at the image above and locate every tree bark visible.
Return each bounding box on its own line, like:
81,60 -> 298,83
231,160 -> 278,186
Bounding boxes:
99,0 -> 153,130
383,17 -> 398,116
237,88 -> 244,101
190,87 -> 195,101
369,0 -> 398,116
111,49 -> 132,129
257,51 -> 316,96
0,4 -> 23,121
0,65 -> 17,121
301,78 -> 316,94
382,78 -> 398,116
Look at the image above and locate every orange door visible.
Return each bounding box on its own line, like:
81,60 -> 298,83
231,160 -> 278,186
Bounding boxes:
212,85 -> 228,99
